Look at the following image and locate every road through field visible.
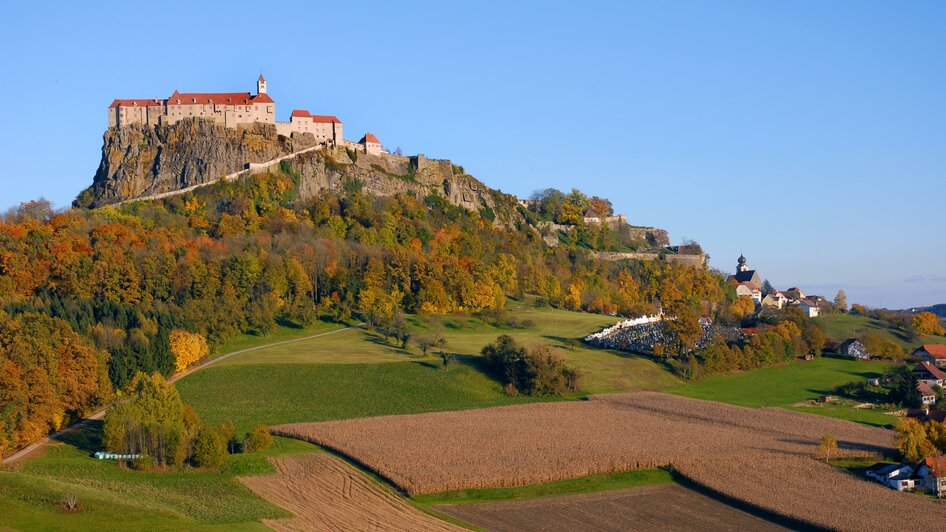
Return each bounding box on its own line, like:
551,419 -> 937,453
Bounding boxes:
0,324 -> 361,465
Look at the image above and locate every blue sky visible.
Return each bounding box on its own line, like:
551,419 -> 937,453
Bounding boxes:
1,1 -> 944,309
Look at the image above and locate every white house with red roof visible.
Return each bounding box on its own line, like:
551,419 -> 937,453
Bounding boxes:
913,361 -> 946,387
914,344 -> 946,367
357,132 -> 384,155
276,110 -> 343,146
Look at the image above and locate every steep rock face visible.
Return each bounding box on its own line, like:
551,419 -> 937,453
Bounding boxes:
281,148 -> 519,226
78,119 -> 317,207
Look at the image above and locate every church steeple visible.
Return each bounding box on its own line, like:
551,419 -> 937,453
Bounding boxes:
257,74 -> 267,95
737,254 -> 749,272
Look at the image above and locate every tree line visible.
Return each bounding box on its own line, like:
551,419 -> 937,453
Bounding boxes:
0,167 -> 730,457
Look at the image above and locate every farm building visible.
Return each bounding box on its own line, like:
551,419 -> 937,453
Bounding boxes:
865,463 -> 916,491
838,339 -> 869,360
918,456 -> 946,497
914,344 -> 946,367
913,361 -> 946,387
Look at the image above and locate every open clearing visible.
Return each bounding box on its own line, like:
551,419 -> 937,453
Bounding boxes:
274,391 -> 892,495
434,484 -> 789,532
668,357 -> 897,427
240,453 -> 461,532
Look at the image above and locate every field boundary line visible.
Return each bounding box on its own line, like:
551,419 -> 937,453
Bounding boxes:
1,323 -> 362,465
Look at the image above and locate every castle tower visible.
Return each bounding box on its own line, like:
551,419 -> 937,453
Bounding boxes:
257,74 -> 267,95
737,254 -> 749,273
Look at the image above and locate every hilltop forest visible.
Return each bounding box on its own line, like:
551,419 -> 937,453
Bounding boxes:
0,164 -> 729,457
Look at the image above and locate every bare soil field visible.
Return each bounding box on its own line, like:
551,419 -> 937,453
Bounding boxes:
239,453 -> 462,532
274,391 -> 892,494
434,484 -> 790,532
273,392 -> 943,530
676,455 -> 946,532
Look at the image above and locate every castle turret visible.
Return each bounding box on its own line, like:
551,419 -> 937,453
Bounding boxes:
257,74 -> 267,95
737,254 -> 749,272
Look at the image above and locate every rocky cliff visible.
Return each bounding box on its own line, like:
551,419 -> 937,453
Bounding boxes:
76,119 -> 318,208
76,119 -> 519,225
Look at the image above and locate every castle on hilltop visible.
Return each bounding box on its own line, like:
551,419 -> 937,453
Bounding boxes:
107,75 -> 382,154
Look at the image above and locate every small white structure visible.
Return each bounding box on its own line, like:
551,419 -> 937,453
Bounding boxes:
867,463 -> 916,491
358,132 -> 384,155
919,382 -> 937,406
799,300 -> 820,318
918,457 -> 946,497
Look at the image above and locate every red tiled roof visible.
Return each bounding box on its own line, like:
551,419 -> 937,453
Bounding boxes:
917,344 -> 946,359
167,91 -> 272,106
360,132 -> 380,144
258,74 -> 266,82
919,381 -> 936,396
915,361 -> 946,380
109,98 -> 165,109
290,109 -> 341,123
925,456 -> 946,477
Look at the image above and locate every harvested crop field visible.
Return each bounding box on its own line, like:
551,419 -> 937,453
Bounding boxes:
676,455 -> 946,532
239,453 -> 462,532
435,484 -> 789,532
274,391 -> 892,495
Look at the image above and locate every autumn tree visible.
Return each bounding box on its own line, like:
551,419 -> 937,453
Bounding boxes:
664,303 -> 703,355
912,312 -> 946,336
730,296 -> 756,319
817,434 -> 838,462
169,329 -> 209,372
895,418 -> 937,462
833,289 -> 848,313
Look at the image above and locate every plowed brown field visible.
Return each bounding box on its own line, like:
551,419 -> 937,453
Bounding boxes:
434,484 -> 789,532
274,391 -> 892,494
676,455 -> 946,532
239,453 -> 462,532
273,392 -> 946,531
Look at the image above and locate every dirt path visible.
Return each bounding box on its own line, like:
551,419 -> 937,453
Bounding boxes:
435,484 -> 789,532
0,324 -> 360,465
240,453 -> 463,532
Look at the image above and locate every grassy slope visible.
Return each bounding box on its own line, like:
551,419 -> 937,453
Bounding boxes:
668,357 -> 897,427
817,313 -> 945,351
0,432 -> 317,531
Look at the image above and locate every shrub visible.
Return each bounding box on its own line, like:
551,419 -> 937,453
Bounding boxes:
244,425 -> 273,453
481,335 -> 581,395
193,427 -> 227,468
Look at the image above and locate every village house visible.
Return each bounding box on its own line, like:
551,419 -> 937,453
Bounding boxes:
761,291 -> 788,309
783,287 -> 806,300
919,382 -> 937,406
838,338 -> 869,360
913,361 -> 946,387
918,456 -> 946,497
914,344 -> 946,367
799,299 -> 820,318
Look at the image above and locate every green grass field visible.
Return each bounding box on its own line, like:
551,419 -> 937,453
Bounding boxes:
668,357 -> 898,427
212,304 -> 674,394
0,430 -> 317,531
817,313 -> 945,352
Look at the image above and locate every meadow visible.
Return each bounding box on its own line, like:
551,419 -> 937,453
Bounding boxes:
817,312 -> 944,351
0,429 -> 319,531
668,356 -> 897,427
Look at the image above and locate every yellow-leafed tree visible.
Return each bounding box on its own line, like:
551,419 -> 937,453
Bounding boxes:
912,312 -> 945,336
170,329 -> 209,372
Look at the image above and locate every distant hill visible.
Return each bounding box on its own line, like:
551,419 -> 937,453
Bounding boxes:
899,304 -> 946,318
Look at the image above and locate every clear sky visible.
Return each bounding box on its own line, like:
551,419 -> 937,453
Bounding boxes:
1,1 -> 944,309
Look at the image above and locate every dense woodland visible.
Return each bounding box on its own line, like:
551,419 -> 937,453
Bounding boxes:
0,166 -> 730,457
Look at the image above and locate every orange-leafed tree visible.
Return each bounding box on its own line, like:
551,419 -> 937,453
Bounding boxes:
169,329 -> 209,372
